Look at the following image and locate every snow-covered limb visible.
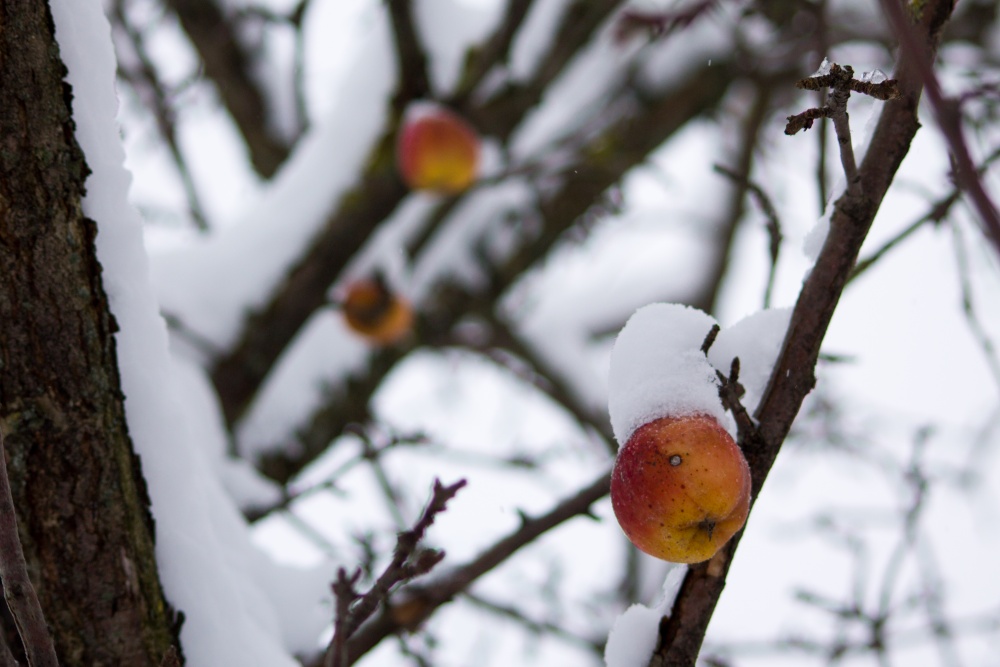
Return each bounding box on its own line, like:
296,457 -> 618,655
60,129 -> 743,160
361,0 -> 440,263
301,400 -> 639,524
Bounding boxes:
246,57 -> 736,485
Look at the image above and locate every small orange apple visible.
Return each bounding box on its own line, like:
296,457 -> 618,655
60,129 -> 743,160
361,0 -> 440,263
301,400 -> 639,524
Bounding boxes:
341,278 -> 414,345
611,414 -> 751,564
397,106 -> 480,194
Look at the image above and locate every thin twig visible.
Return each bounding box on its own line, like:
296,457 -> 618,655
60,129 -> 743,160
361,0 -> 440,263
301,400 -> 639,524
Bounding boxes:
317,470 -> 611,667
461,591 -> 604,653
850,143 -> 1000,282
951,221 -> 1000,395
787,62 -> 900,197
112,1 -> 210,231
712,164 -> 783,308
324,479 -> 466,667
0,430 -> 59,667
878,0 -> 1000,259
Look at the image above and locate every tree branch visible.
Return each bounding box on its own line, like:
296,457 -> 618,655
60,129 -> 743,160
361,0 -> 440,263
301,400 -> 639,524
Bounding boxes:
452,0 -> 534,102
877,0 -> 1000,259
251,61 -> 737,482
211,1 -> 633,427
324,479 -> 466,667
387,0 -> 432,110
649,0 -> 957,664
165,0 -> 291,178
337,470 -> 611,666
111,0 -> 210,231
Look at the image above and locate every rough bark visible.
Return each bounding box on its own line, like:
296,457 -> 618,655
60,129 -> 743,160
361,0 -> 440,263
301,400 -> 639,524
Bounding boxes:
0,3 -> 180,665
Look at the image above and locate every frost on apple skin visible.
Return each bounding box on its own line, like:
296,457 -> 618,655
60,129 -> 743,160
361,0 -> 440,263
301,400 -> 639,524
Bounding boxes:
611,415 -> 751,564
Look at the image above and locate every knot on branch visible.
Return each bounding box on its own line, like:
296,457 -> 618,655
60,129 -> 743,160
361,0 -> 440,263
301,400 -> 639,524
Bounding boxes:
786,62 -> 900,135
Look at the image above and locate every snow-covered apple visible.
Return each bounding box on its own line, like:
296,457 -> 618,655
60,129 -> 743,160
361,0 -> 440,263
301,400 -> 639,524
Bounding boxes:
396,105 -> 480,193
341,278 -> 414,345
611,414 -> 751,564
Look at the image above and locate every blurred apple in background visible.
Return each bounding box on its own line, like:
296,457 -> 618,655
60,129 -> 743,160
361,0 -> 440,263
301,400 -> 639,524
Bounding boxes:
611,414 -> 751,564
341,276 -> 414,345
397,104 -> 481,194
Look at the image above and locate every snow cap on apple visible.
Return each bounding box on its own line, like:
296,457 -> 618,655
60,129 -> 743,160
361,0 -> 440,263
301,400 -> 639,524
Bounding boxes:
608,303 -> 731,445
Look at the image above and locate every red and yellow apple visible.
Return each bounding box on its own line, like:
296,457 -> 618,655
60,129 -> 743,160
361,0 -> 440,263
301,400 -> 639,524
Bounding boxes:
611,414 -> 751,564
341,278 -> 414,346
397,106 -> 480,194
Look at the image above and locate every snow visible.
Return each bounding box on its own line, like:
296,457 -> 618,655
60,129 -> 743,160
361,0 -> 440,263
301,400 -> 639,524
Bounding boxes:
803,206 -> 832,263
51,2 -> 331,663
607,302 -> 790,445
604,563 -> 687,667
150,4 -> 396,348
509,0 -> 571,81
860,68 -> 888,84
811,57 -> 832,77
603,603 -> 661,667
709,309 -> 791,415
608,303 -> 729,445
510,16 -> 644,160
415,0 -> 503,93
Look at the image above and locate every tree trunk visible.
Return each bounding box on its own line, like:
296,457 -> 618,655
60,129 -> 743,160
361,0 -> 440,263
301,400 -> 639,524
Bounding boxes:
0,2 -> 179,665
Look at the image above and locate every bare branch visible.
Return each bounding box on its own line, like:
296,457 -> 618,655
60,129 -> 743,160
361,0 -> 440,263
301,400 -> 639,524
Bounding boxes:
712,164 -> 783,308
0,429 -> 59,667
314,470 -> 612,666
696,79 -> 783,315
452,0 -> 533,102
951,222 -> 1000,394
788,63 -> 888,196
612,2 -> 720,44
878,0 -> 1000,259
250,61 -> 737,483
323,479 -> 466,667
462,591 -> 604,653
165,0 -> 291,178
649,1 -> 957,663
111,1 -> 210,231
851,144 -> 1000,282
387,0 -> 432,110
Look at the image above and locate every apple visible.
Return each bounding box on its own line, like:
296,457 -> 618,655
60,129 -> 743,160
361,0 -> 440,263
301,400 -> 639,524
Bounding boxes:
611,414 -> 751,564
341,278 -> 414,345
397,105 -> 480,194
